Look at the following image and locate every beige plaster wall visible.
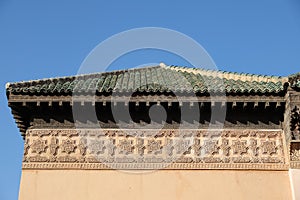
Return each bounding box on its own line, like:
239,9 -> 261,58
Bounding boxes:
19,169 -> 292,200
290,169 -> 300,200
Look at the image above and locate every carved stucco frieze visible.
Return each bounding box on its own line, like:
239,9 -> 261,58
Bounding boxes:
220,138 -> 230,156
61,139 -> 76,154
174,139 -> 190,155
136,138 -> 145,155
30,139 -> 47,154
192,139 -> 201,156
49,137 -> 59,155
260,141 -> 277,155
88,139 -> 105,154
118,139 -> 134,154
203,140 -> 219,155
23,129 -> 289,170
232,140 -> 247,155
146,139 -> 162,154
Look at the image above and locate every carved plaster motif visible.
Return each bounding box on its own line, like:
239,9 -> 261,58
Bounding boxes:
23,129 -> 288,170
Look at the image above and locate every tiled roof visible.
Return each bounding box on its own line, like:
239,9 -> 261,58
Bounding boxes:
6,65 -> 288,96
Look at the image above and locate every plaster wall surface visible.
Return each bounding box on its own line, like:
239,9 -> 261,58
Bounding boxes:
290,169 -> 300,200
19,169 -> 292,200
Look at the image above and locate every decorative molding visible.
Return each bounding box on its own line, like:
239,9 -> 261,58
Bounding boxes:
30,119 -> 283,130
22,129 -> 289,170
22,162 -> 288,170
8,94 -> 286,104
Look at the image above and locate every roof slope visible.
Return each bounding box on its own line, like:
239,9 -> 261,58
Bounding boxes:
6,65 -> 288,96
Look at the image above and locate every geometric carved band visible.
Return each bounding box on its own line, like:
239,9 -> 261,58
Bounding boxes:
23,129 -> 289,170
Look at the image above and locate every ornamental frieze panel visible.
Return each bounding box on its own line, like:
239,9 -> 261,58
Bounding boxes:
30,139 -> 47,154
260,141 -> 277,155
146,139 -> 162,154
232,140 -> 247,155
61,139 -> 76,154
23,129 -> 288,170
203,140 -> 219,155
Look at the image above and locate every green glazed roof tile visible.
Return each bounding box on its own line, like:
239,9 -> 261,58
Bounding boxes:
6,65 -> 295,96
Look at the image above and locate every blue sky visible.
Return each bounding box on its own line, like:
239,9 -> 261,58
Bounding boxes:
1,1 -> 300,199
